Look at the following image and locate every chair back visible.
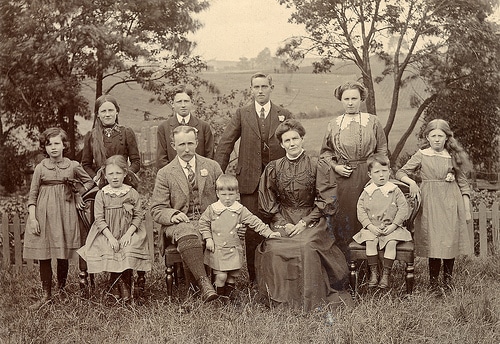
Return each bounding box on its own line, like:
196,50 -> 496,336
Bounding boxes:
390,179 -> 421,233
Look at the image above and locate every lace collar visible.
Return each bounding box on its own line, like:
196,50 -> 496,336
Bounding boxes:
102,184 -> 132,197
364,181 -> 397,197
336,112 -> 370,130
41,158 -> 71,170
421,148 -> 451,158
212,200 -> 243,215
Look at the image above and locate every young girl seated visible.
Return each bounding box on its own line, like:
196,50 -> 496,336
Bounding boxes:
353,154 -> 411,288
198,174 -> 280,298
78,155 -> 151,302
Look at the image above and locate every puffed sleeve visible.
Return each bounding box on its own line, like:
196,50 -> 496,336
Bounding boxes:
125,127 -> 140,173
319,120 -> 337,161
316,157 -> 338,216
258,161 -> 285,224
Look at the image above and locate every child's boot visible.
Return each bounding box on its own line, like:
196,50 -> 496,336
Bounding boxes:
136,271 -> 146,299
216,286 -> 226,297
56,259 -> 69,292
443,258 -> 455,290
428,258 -> 441,291
30,280 -> 52,310
225,282 -> 236,299
367,255 -> 379,288
109,273 -> 121,300
379,258 -> 394,289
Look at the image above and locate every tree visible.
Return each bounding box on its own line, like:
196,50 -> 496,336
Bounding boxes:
277,0 -> 499,166
0,0 -> 210,191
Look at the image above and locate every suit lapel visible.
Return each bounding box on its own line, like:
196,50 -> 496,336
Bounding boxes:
268,102 -> 281,139
171,158 -> 189,197
243,104 -> 261,138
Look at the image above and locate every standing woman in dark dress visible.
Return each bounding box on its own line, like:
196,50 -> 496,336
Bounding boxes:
255,119 -> 349,312
319,82 -> 387,257
81,94 -> 144,294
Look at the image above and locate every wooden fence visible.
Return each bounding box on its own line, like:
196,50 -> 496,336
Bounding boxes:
1,211 -> 156,271
136,126 -> 158,167
1,202 -> 499,270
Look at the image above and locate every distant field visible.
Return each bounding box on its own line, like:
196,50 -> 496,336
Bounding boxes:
78,71 -> 425,155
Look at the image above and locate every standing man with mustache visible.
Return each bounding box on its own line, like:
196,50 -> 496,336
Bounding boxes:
214,73 -> 293,284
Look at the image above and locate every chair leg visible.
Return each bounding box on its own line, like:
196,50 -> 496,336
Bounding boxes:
405,262 -> 415,294
165,265 -> 174,302
348,260 -> 357,299
79,271 -> 89,298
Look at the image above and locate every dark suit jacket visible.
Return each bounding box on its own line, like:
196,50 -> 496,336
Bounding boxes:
156,115 -> 214,169
150,154 -> 222,253
214,102 -> 293,194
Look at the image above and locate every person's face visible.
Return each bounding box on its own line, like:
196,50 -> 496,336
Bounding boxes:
341,89 -> 362,114
426,129 -> 447,152
171,130 -> 198,162
172,92 -> 193,118
45,135 -> 64,161
280,130 -> 304,158
368,162 -> 390,187
104,163 -> 126,188
217,189 -> 238,207
251,77 -> 274,106
97,101 -> 118,127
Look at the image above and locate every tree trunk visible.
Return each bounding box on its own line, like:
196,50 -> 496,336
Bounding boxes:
390,94 -> 436,166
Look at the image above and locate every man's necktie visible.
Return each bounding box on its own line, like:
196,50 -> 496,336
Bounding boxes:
260,107 -> 265,120
181,118 -> 187,125
185,162 -> 195,187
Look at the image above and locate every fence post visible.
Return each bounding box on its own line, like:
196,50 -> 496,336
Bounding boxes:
492,201 -> 499,255
2,213 -> 10,267
478,202 -> 488,258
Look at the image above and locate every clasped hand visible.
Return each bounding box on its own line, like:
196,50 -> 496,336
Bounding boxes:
284,221 -> 307,237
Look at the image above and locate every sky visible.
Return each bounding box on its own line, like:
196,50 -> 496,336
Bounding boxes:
189,0 -> 306,61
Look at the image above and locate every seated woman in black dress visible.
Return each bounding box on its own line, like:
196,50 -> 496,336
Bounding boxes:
255,119 -> 350,311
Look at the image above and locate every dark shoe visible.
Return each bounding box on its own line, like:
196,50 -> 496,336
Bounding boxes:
368,265 -> 379,288
118,278 -> 131,302
197,276 -> 217,303
378,268 -> 390,289
216,286 -> 226,296
29,282 -> 51,310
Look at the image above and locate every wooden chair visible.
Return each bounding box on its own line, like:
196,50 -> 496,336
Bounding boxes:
77,186 -> 99,296
348,180 -> 421,298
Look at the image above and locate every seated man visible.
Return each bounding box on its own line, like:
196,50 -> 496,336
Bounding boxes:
150,126 -> 222,302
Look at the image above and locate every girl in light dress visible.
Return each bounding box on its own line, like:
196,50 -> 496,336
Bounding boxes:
24,128 -> 94,309
78,155 -> 151,302
396,119 -> 472,291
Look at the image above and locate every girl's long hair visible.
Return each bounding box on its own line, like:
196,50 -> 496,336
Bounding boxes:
91,95 -> 120,169
423,119 -> 472,174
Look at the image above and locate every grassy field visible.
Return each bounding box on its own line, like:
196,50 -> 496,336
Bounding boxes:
1,255 -> 499,343
78,71 -> 424,156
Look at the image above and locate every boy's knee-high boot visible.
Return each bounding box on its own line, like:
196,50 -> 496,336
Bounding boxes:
379,258 -> 394,289
367,255 -> 379,288
443,258 -> 455,289
56,259 -> 69,290
30,260 -> 52,310
429,258 -> 441,290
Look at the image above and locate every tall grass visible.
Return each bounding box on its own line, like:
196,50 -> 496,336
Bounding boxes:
1,255 -> 499,343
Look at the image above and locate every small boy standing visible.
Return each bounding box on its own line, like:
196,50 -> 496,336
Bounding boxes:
198,174 -> 280,298
353,154 -> 411,288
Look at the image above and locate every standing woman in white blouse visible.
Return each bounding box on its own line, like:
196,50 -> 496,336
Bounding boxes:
319,81 -> 388,257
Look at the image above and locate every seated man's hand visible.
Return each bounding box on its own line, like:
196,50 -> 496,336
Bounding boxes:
268,232 -> 281,238
171,212 -> 190,224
